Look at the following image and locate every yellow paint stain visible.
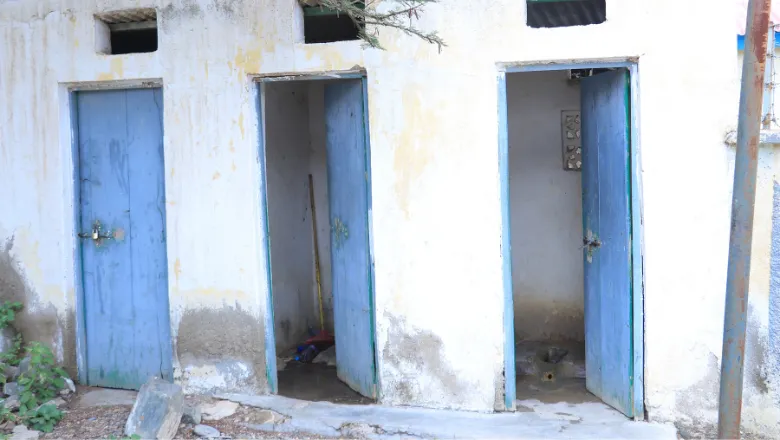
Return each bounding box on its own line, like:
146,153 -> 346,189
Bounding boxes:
189,75 -> 195,83
204,62 -> 209,80
174,259 -> 182,282
97,58 -> 124,81
10,229 -> 65,307
238,114 -> 245,139
167,201 -> 177,206
213,171 -> 221,180
73,39 -> 79,48
229,140 -> 235,153
231,161 -> 237,172
393,87 -> 434,219
300,45 -> 352,70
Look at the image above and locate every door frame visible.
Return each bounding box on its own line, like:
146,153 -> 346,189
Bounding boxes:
496,59 -> 644,417
253,72 -> 379,396
66,80 -> 168,385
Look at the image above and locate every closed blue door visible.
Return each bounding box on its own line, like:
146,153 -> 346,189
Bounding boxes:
325,79 -> 376,398
77,88 -> 173,390
581,70 -> 636,417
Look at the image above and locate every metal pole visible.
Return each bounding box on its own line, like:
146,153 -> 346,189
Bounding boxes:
719,0 -> 772,438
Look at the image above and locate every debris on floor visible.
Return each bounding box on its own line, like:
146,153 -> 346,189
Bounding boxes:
192,424 -> 220,438
312,345 -> 336,367
201,400 -> 239,421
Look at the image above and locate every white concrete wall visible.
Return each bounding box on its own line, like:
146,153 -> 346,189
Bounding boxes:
1,0 -> 768,436
507,70 -> 583,343
265,81 -> 318,352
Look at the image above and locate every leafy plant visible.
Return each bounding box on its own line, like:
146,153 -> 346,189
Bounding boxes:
23,404 -> 62,433
0,405 -> 19,425
17,342 -> 68,412
300,0 -> 445,50
0,302 -> 22,330
0,334 -> 23,367
107,435 -> 141,440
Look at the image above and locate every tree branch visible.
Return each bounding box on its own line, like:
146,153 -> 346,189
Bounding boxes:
299,0 -> 446,51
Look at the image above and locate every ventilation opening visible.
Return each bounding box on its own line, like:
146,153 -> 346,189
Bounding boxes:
526,0 -> 606,28
303,5 -> 362,44
95,9 -> 158,55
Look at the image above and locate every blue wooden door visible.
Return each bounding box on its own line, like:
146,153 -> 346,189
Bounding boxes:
77,88 -> 173,390
580,70 -> 636,417
324,79 -> 376,398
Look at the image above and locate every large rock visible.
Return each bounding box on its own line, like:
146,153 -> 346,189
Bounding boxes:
4,395 -> 20,411
10,425 -> 40,440
124,378 -> 183,440
4,365 -> 20,381
17,356 -> 31,377
3,381 -> 19,397
0,327 -> 17,354
201,400 -> 238,421
182,402 -> 202,424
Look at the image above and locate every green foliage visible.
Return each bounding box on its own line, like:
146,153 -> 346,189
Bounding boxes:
23,404 -> 62,433
0,406 -> 19,425
107,435 -> 141,440
17,343 -> 68,412
301,0 -> 445,50
0,334 -> 23,367
0,302 -> 22,330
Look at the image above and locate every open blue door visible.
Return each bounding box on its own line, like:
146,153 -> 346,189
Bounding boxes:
324,79 -> 377,398
581,69 -> 637,417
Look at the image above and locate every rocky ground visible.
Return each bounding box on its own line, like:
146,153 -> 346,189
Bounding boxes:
34,387 -> 336,440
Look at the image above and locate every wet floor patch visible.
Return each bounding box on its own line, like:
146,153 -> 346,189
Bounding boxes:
277,361 -> 373,405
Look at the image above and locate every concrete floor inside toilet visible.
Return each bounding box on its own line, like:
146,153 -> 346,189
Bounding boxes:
514,340 -> 597,404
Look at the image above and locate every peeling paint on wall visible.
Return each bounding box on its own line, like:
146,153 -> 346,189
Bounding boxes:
176,305 -> 265,393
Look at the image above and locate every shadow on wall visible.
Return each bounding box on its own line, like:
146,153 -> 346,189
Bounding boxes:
0,236 -> 76,376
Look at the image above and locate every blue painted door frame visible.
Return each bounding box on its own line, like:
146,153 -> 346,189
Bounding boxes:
74,88 -> 173,390
257,75 -> 378,398
498,62 -> 644,416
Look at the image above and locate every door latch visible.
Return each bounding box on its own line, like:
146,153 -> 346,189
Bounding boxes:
78,220 -> 113,245
583,230 -> 601,263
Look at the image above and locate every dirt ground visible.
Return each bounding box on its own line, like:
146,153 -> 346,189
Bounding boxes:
34,387 -> 338,440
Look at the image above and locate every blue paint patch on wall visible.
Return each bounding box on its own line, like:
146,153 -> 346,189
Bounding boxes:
738,33 -> 780,51
770,181 -> 780,380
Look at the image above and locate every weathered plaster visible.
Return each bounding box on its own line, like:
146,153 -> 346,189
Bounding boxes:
1,0 -> 768,436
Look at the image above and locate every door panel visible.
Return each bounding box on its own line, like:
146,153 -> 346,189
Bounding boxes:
77,88 -> 173,390
581,69 -> 635,417
324,79 -> 376,398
